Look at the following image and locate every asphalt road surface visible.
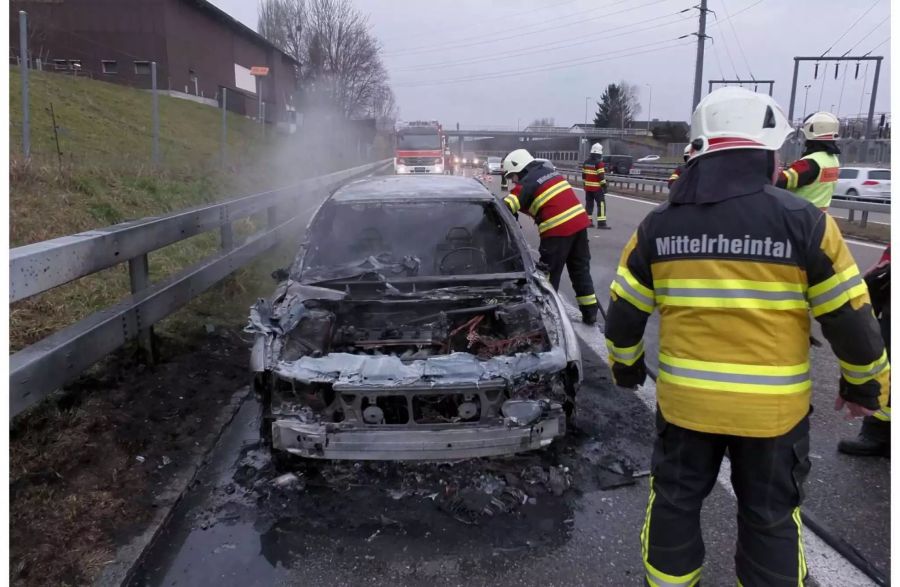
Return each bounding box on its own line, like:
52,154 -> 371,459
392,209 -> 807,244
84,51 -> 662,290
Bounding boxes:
129,170 -> 887,587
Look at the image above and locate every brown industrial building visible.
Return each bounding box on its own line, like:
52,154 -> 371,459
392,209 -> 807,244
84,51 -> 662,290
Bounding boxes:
9,0 -> 300,124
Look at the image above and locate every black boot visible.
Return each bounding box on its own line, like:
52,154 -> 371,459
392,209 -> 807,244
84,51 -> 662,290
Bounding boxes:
581,305 -> 598,326
838,417 -> 890,457
596,221 -> 611,230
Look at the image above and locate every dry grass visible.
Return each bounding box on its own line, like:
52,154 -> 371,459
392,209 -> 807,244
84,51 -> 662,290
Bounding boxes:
8,71 -> 335,351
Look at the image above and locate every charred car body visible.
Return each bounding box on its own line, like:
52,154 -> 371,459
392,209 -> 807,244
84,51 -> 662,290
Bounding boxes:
248,175 -> 582,461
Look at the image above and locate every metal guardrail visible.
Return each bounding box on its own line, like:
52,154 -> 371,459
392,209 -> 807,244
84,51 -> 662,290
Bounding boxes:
555,166 -> 890,228
9,159 -> 391,419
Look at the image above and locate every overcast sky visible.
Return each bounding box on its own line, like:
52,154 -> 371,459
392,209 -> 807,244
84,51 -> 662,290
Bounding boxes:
211,0 -> 891,128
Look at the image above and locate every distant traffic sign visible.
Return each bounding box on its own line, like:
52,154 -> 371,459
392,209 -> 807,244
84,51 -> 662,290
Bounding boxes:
250,66 -> 269,76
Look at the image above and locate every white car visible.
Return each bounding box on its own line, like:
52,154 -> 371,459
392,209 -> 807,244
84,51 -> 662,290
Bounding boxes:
835,167 -> 891,201
636,155 -> 661,163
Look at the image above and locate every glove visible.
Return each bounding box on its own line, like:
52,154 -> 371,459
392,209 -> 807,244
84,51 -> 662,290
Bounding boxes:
611,358 -> 647,390
838,377 -> 881,411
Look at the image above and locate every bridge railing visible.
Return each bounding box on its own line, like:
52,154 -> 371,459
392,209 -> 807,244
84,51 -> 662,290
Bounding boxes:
9,159 -> 391,419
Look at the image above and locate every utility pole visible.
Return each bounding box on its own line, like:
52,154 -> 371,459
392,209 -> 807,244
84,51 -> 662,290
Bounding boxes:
691,0 -> 708,111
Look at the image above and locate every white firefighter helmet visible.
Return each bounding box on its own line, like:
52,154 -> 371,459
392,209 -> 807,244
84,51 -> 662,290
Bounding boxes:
683,144 -> 693,161
502,148 -> 535,177
801,111 -> 840,141
690,87 -> 793,158
590,142 -> 603,155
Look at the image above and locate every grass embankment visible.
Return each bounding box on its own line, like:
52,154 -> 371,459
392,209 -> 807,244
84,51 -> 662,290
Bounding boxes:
8,71 -> 321,351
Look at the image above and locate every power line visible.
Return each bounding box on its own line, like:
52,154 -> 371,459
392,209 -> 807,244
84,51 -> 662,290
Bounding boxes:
384,0 -> 672,58
390,7 -> 694,74
715,19 -> 740,78
706,0 -> 765,29
863,36 -> 890,56
818,0 -> 879,57
709,37 -> 726,79
840,16 -> 890,56
718,0 -> 755,79
394,37 -> 693,88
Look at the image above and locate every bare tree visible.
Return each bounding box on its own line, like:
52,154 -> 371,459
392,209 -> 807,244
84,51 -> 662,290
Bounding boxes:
258,0 -> 393,119
257,0 -> 305,63
528,117 -> 556,128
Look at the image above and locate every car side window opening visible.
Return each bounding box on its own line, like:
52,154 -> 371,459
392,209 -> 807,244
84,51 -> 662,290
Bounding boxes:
868,170 -> 890,181
838,169 -> 860,179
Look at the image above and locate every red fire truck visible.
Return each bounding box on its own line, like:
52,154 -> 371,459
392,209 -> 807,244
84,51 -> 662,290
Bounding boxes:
394,121 -> 446,174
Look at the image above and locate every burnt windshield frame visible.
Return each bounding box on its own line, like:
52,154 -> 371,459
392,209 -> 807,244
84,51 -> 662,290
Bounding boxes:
295,200 -> 526,281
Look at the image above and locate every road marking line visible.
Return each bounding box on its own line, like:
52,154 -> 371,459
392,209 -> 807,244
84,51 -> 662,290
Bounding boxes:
558,297 -> 875,587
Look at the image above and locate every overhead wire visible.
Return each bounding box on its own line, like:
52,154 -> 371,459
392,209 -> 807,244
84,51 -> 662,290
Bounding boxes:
863,37 -> 890,56
383,0 -> 672,58
718,0 -> 755,80
717,28 -> 740,79
394,36 -> 693,88
705,0 -> 765,81
818,0 -> 879,57
840,16 -> 890,56
390,7 -> 695,73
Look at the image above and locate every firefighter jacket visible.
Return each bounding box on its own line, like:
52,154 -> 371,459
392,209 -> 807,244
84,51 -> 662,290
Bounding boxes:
581,154 -> 607,192
776,144 -> 841,210
605,149 -> 889,438
504,161 -> 591,238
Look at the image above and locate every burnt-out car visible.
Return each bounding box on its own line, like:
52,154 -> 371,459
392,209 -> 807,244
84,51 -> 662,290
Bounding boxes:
247,175 -> 582,461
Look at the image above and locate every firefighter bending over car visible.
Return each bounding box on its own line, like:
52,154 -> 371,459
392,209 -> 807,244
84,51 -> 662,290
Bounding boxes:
604,87 -> 890,586
581,142 -> 610,229
501,149 -> 599,325
775,111 -> 841,211
667,144 -> 693,188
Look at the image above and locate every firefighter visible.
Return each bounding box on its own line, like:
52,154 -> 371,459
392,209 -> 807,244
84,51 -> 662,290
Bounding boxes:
582,143 -> 611,229
775,111 -> 841,210
502,148 -> 599,324
839,245 -> 891,456
604,87 -> 889,586
667,144 -> 693,188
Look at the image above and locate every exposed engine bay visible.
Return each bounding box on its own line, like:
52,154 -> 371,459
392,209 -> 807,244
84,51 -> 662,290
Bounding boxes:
248,280 -> 578,459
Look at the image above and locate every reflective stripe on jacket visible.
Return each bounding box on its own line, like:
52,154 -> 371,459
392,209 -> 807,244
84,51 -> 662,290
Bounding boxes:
604,153 -> 888,438
503,162 -> 591,237
783,151 -> 840,210
582,155 -> 606,192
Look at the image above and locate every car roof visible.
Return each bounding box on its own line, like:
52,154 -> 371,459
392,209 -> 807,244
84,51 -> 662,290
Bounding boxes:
842,167 -> 890,171
330,174 -> 496,203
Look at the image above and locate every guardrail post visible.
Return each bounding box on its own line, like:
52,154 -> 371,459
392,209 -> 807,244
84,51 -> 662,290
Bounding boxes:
860,211 -> 869,228
848,208 -> 856,223
19,11 -> 30,159
128,254 -> 155,362
151,61 -> 160,165
220,208 -> 233,251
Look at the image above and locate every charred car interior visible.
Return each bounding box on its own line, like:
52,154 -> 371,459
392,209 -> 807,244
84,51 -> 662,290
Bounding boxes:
247,175 -> 582,461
